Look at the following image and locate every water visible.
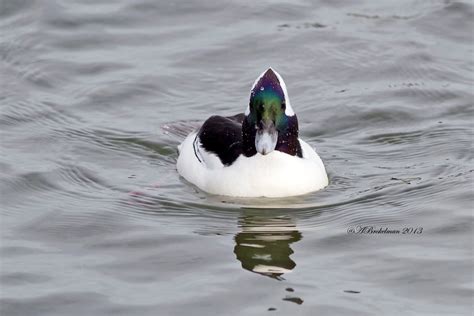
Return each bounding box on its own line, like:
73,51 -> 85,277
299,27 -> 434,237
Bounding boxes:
1,0 -> 473,315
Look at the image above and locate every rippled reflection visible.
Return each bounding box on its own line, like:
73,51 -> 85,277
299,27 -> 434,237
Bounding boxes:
233,210 -> 302,280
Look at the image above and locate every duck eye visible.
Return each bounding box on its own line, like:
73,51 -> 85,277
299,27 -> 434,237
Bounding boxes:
281,101 -> 286,110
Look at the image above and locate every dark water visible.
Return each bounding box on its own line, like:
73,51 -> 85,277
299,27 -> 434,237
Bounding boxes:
1,0 -> 473,315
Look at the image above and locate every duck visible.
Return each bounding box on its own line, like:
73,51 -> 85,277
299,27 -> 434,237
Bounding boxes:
177,68 -> 328,197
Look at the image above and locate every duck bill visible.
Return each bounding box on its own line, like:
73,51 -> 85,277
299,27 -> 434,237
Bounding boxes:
255,121 -> 278,155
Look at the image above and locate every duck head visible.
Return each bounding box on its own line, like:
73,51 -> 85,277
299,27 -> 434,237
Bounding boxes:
243,68 -> 302,157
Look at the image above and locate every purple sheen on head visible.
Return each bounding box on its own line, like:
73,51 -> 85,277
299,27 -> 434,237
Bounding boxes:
250,68 -> 285,102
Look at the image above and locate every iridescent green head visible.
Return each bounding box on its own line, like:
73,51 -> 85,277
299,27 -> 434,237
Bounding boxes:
243,68 -> 298,156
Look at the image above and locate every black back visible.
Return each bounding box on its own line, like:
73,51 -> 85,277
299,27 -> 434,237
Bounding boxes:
198,112 -> 302,166
198,114 -> 244,166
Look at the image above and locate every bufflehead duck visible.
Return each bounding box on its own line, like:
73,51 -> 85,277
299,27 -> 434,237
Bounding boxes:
177,68 -> 328,197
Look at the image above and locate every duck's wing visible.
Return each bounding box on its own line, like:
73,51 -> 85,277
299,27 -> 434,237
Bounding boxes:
197,115 -> 243,166
225,113 -> 245,124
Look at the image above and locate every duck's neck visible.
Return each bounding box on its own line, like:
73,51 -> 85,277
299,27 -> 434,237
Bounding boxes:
242,116 -> 302,157
242,119 -> 257,157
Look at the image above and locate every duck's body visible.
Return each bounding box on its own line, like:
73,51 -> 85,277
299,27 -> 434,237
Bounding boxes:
177,131 -> 327,197
177,68 -> 328,197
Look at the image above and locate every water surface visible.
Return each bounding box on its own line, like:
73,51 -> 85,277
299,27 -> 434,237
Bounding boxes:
1,0 -> 473,315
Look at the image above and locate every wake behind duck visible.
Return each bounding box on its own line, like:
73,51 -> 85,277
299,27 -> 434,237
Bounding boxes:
177,68 -> 328,197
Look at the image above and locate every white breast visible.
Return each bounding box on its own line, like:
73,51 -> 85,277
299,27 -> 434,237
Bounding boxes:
177,132 -> 328,197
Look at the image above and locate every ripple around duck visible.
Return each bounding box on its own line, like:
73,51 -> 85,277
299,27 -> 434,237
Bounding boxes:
114,121 -> 473,232
1,166 -> 119,213
0,98 -> 82,130
360,126 -> 469,146
54,164 -> 117,193
103,135 -> 177,161
1,171 -> 62,200
114,168 -> 430,231
94,133 -> 176,169
114,112 -> 470,230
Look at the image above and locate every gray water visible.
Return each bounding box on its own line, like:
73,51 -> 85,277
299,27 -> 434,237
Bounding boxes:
1,0 -> 473,315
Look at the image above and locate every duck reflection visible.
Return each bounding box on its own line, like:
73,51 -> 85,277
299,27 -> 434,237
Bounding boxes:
233,211 -> 302,279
